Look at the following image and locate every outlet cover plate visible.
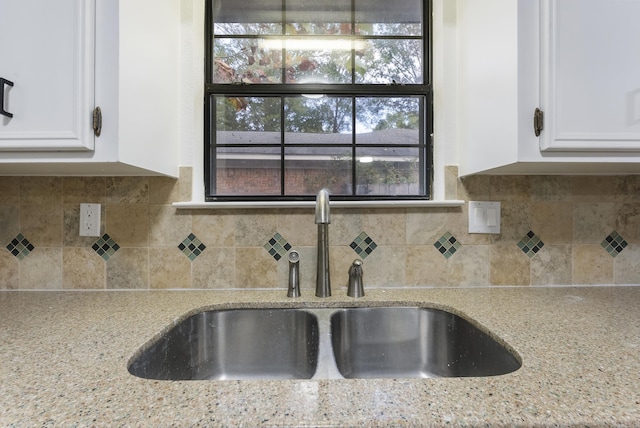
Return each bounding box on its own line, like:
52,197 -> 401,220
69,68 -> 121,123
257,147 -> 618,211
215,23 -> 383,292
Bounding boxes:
79,203 -> 101,237
469,201 -> 501,234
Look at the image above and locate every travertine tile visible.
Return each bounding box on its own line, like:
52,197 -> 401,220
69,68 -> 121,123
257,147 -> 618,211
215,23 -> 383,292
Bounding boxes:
529,176 -> 572,201
330,210 -> 364,246
234,211 -> 279,248
106,177 -> 149,203
458,175 -> 490,201
328,246 -> 358,290
360,209 -> 406,246
531,201 -> 573,244
63,203 -> 106,247
573,202 -> 615,244
447,245 -> 490,286
490,244 -> 530,286
149,167 -> 193,204
531,245 -> 572,285
573,244 -> 613,284
106,203 -> 149,247
614,244 -> 640,284
444,165 -> 458,200
618,176 -> 640,202
406,208 -> 449,245
192,212 -> 236,248
20,177 -> 63,205
149,205 -> 192,247
20,203 -> 63,247
356,246 -> 406,287
405,245 -> 449,286
572,176 -> 620,202
20,248 -> 62,290
192,247 -> 235,289
0,203 -> 20,247
489,176 -> 531,201
149,248 -> 191,289
234,247 -> 278,288
496,201 -> 531,243
614,202 -> 640,243
62,247 -> 105,289
0,176 -> 20,204
62,177 -> 106,204
106,248 -> 149,289
0,250 -> 19,289
276,210 -> 316,247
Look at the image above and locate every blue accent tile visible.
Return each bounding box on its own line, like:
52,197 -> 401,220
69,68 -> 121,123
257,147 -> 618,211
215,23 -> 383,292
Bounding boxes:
91,234 -> 120,261
601,231 -> 628,258
6,233 -> 34,260
518,231 -> 544,258
264,233 -> 291,261
434,232 -> 461,259
350,232 -> 377,260
179,233 -> 207,261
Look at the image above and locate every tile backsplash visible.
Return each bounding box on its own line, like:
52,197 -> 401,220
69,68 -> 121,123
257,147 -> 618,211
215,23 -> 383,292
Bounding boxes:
1,167 -> 640,291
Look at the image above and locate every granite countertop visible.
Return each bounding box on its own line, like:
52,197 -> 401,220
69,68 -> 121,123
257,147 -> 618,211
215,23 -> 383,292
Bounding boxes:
1,286 -> 640,427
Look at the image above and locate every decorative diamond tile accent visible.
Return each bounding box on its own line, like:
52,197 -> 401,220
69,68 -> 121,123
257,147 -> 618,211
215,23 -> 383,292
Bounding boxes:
263,233 -> 291,261
6,233 -> 34,260
178,233 -> 207,261
434,232 -> 461,259
518,231 -> 544,258
350,232 -> 378,260
601,231 -> 628,258
91,234 -> 120,261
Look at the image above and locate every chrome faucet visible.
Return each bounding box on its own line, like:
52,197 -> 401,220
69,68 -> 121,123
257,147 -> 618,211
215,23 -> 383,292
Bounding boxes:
347,259 -> 364,298
287,250 -> 301,297
315,189 -> 331,297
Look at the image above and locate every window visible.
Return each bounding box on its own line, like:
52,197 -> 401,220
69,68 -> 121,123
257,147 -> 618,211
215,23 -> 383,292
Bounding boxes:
205,0 -> 432,201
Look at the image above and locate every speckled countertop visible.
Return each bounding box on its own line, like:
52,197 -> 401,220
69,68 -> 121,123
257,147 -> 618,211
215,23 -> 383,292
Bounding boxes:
1,286 -> 640,427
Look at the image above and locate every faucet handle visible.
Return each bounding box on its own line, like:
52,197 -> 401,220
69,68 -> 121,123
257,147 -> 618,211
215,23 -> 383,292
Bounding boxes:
287,250 -> 301,298
347,259 -> 364,298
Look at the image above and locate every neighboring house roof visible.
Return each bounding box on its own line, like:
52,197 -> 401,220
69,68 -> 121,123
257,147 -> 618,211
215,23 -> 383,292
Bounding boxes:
216,128 -> 420,161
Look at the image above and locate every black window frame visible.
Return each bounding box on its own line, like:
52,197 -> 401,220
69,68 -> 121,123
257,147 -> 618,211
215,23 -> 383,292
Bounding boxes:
204,0 -> 433,202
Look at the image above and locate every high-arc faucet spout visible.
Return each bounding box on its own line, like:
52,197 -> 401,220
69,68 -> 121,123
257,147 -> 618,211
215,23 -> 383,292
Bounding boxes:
315,189 -> 331,297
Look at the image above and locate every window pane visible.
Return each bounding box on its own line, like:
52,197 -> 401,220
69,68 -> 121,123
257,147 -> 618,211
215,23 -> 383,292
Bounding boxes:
216,149 -> 282,195
285,0 -> 352,35
216,96 -> 281,133
213,38 -> 282,84
356,39 -> 423,84
356,147 -> 421,196
285,97 -> 352,140
355,97 -> 421,140
284,147 -> 352,195
355,0 -> 422,36
279,44 -> 352,84
213,0 -> 283,30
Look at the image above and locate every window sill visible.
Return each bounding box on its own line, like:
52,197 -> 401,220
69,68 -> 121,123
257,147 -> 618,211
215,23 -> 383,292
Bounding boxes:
173,200 -> 464,209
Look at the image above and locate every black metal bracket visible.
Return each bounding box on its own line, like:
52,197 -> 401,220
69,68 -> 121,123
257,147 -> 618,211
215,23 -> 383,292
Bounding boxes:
1,78 -> 14,118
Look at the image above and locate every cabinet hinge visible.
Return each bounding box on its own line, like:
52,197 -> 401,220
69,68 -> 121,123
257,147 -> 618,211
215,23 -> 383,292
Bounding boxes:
92,107 -> 102,137
534,108 -> 544,137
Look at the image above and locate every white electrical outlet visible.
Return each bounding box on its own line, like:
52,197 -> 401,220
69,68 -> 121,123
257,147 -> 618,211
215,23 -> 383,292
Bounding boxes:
79,203 -> 101,237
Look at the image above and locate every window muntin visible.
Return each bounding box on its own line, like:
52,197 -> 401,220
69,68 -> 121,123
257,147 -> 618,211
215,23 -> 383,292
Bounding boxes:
206,0 -> 431,201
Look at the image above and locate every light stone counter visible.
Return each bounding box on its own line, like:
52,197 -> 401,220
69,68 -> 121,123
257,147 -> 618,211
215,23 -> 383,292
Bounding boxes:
1,286 -> 640,427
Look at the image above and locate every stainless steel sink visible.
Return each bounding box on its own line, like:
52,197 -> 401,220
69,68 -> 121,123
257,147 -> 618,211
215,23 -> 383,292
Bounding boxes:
128,306 -> 520,381
128,308 -> 319,380
330,307 -> 521,379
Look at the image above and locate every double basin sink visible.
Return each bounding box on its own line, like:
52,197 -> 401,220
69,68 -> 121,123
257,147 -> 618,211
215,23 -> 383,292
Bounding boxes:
128,306 -> 521,381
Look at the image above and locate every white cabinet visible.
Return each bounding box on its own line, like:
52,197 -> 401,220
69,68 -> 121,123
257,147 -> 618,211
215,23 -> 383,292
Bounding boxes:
458,0 -> 640,176
0,0 -> 95,151
540,0 -> 640,152
0,0 -> 180,176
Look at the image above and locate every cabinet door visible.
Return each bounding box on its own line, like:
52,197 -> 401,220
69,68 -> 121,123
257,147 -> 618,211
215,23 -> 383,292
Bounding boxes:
0,0 -> 95,151
540,0 -> 640,152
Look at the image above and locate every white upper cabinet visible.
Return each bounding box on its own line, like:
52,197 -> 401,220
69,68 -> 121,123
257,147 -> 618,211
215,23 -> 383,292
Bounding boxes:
0,0 -> 179,176
458,0 -> 640,176
0,0 -> 95,151
540,0 -> 640,152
